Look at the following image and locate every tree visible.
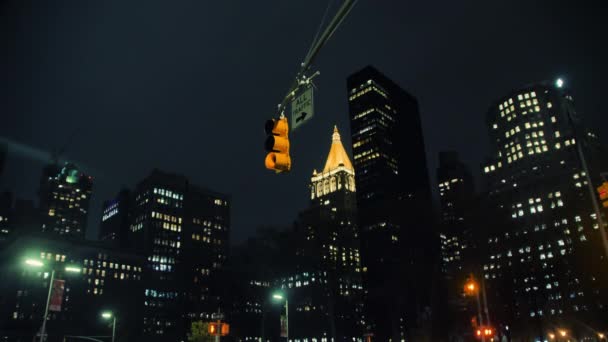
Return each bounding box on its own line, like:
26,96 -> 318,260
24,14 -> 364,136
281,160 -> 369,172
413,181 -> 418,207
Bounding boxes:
187,321 -> 215,342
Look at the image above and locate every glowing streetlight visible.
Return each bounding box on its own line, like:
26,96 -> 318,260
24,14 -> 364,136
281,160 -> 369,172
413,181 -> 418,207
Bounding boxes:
23,259 -> 82,342
464,279 -> 478,295
548,332 -> 555,340
65,266 -> 81,273
599,332 -> 605,340
25,259 -> 44,267
556,78 -> 564,88
272,292 -> 288,341
101,311 -> 116,342
558,329 -> 567,337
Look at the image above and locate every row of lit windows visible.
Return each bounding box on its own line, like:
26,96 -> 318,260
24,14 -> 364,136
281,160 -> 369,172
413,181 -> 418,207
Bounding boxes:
154,238 -> 181,248
153,188 -> 183,200
83,259 -> 141,271
101,208 -> 119,222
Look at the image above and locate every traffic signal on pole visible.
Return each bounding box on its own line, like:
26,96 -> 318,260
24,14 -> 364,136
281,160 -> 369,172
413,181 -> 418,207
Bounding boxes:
220,323 -> 230,336
208,322 -> 218,335
264,117 -> 291,172
475,326 -> 494,339
598,182 -> 608,208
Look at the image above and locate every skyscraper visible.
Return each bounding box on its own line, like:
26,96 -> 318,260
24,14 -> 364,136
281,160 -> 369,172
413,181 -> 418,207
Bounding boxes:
437,151 -> 475,277
99,189 -> 131,247
346,66 -> 436,340
128,169 -> 230,340
437,151 -> 476,339
39,163 -> 93,238
295,126 -> 364,340
481,80 -> 608,337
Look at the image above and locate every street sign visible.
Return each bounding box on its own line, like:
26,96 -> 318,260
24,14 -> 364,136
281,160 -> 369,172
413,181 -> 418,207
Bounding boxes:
291,86 -> 314,131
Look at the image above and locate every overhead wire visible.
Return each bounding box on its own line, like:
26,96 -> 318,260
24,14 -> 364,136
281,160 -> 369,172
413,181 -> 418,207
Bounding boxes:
276,0 -> 358,117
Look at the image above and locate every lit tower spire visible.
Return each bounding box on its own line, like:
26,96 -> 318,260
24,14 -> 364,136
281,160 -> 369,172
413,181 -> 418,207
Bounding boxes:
310,126 -> 355,201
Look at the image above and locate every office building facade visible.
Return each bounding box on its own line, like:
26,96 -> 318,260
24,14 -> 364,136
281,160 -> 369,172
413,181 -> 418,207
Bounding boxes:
295,126 -> 364,341
128,169 -> 230,340
481,81 -> 608,337
347,66 -> 436,340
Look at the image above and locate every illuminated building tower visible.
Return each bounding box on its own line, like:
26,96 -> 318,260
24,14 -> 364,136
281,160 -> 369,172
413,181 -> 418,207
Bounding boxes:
128,169 -> 230,341
39,163 -> 93,238
481,80 -> 608,337
295,126 -> 363,341
347,66 -> 435,340
99,189 -> 131,247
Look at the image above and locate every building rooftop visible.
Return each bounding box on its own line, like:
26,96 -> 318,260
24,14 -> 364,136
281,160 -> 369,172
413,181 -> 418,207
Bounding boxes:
322,126 -> 354,173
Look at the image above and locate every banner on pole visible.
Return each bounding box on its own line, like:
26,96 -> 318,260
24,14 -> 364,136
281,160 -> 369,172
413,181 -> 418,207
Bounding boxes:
49,279 -> 65,312
280,314 -> 287,337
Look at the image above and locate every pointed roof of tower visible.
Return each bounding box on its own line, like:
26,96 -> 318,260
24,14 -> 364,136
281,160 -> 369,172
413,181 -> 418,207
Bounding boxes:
322,126 -> 354,173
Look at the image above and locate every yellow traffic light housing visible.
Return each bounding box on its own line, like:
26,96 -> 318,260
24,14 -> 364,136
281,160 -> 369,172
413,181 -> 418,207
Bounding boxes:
597,182 -> 608,208
265,117 -> 291,172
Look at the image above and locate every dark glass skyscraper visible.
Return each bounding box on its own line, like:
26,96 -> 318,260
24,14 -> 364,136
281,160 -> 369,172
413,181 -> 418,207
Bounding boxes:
346,66 -> 435,340
437,151 -> 475,277
481,81 -> 608,338
437,151 -> 476,339
128,169 -> 230,340
39,163 -> 93,238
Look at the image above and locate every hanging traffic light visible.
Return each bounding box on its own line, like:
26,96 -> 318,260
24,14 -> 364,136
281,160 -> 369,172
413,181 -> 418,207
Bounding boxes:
208,322 -> 218,335
474,326 -> 495,339
264,117 -> 291,172
597,182 -> 608,208
207,322 -> 229,336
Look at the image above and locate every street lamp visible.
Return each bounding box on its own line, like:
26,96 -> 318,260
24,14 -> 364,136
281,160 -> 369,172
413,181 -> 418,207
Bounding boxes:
101,311 -> 116,342
599,332 -> 606,341
24,259 -> 81,342
548,332 -> 555,340
558,329 -> 567,338
272,292 -> 288,341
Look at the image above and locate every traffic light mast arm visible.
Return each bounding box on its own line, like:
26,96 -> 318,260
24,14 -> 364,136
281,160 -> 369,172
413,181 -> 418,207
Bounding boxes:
275,0 -> 358,116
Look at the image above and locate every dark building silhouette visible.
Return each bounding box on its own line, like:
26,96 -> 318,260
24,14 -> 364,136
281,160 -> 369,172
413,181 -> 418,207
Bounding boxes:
11,199 -> 41,237
99,188 -> 131,247
127,169 -> 230,341
0,142 -> 7,181
346,66 -> 436,340
293,126 -> 364,340
437,151 -> 475,276
39,163 -> 93,238
436,151 -> 477,340
224,226 -> 298,342
481,80 -> 608,338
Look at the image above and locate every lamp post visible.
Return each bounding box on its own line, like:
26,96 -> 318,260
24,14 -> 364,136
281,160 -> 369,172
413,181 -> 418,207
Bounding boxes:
24,259 -> 81,342
272,292 -> 288,341
101,311 -> 116,342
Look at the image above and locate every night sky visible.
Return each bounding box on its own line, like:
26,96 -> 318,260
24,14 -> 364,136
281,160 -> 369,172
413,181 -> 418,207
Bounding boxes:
1,0 -> 607,243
